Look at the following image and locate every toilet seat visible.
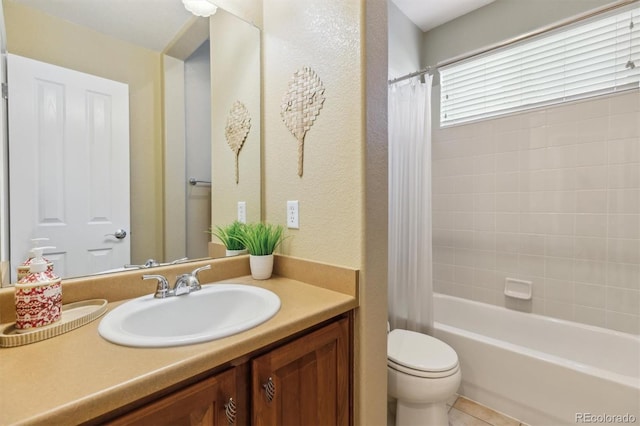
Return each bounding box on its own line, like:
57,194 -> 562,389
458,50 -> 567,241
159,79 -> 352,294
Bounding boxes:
388,358 -> 459,378
388,329 -> 459,378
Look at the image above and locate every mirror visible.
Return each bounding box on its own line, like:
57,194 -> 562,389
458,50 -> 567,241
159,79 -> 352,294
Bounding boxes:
0,0 -> 261,282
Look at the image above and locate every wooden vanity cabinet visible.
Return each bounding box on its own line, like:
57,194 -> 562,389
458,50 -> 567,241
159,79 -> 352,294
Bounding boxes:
106,367 -> 238,426
252,317 -> 350,426
107,315 -> 351,426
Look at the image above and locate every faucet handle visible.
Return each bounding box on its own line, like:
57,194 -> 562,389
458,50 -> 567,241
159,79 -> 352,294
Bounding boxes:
187,265 -> 211,291
142,274 -> 170,298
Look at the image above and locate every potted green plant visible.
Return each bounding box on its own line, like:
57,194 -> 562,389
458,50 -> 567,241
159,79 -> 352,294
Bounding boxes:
236,222 -> 285,279
208,221 -> 248,257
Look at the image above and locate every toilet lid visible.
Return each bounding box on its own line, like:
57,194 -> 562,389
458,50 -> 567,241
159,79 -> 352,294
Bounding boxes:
388,329 -> 458,372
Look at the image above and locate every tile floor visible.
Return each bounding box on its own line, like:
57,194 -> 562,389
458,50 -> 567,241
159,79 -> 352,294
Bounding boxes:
447,395 -> 528,426
388,394 -> 529,426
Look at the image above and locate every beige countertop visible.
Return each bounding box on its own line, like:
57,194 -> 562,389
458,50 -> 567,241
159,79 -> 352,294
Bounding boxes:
0,255 -> 358,425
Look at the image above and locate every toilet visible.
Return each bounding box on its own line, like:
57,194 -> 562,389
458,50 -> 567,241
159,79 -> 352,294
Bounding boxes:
387,328 -> 461,426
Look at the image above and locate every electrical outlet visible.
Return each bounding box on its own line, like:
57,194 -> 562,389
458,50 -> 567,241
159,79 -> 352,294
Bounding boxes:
237,201 -> 246,224
287,200 -> 299,229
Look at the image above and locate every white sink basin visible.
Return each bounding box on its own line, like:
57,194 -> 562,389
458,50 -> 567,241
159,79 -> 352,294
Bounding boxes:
98,284 -> 280,347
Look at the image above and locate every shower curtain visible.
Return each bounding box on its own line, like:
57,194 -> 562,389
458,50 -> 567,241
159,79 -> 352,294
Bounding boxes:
388,75 -> 433,334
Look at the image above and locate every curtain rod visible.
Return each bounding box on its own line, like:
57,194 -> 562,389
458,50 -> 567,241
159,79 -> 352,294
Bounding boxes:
388,0 -> 637,85
388,66 -> 432,85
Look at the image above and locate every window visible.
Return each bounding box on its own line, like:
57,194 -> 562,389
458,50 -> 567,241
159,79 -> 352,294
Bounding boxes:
439,5 -> 640,126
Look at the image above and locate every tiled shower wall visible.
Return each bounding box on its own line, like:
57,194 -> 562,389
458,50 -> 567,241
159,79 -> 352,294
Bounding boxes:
432,90 -> 640,334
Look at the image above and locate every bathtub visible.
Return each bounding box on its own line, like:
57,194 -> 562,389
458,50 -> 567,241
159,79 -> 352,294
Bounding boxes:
432,293 -> 640,426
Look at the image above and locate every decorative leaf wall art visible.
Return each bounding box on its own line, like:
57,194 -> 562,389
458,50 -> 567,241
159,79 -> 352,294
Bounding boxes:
280,66 -> 325,177
225,101 -> 252,184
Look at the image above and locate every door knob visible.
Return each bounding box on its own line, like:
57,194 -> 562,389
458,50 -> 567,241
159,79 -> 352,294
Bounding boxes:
105,229 -> 127,240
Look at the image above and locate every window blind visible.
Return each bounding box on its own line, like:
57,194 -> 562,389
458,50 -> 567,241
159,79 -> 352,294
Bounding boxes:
440,5 -> 640,126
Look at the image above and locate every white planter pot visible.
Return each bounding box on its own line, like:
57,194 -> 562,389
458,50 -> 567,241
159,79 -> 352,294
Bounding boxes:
226,248 -> 248,257
249,254 -> 274,280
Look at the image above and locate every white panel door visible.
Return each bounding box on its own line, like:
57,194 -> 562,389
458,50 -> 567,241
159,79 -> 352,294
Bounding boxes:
8,54 -> 130,281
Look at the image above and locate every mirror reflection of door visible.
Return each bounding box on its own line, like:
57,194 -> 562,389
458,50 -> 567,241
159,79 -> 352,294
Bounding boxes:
185,39 -> 211,260
7,54 -> 130,281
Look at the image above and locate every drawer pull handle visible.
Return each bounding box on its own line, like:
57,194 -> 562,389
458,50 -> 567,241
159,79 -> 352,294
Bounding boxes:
224,397 -> 237,424
263,377 -> 276,403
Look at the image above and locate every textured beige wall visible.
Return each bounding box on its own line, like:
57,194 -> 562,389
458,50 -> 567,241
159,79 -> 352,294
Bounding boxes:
3,0 -> 164,264
210,9 -> 261,227
263,0 -> 364,266
361,0 -> 389,423
262,0 -> 388,423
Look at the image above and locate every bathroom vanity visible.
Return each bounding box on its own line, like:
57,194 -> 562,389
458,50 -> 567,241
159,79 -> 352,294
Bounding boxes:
105,316 -> 349,425
0,255 -> 358,425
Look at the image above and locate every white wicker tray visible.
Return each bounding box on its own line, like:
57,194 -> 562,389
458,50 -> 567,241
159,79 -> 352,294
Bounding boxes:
0,299 -> 108,348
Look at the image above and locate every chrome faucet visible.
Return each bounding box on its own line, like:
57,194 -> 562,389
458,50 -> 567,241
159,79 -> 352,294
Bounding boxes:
142,265 -> 212,299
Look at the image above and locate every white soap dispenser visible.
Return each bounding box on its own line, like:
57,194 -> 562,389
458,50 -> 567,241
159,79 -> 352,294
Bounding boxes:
17,238 -> 54,281
15,246 -> 62,331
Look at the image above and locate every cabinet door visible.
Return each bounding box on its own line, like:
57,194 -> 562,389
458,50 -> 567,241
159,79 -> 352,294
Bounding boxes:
252,318 -> 350,426
108,367 -> 237,426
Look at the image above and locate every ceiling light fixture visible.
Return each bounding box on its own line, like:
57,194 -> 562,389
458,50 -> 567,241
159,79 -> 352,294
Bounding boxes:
182,0 -> 218,17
